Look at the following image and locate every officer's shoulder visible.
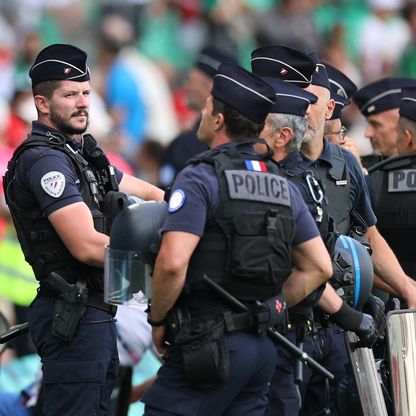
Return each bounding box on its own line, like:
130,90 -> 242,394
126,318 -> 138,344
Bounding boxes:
368,153 -> 416,174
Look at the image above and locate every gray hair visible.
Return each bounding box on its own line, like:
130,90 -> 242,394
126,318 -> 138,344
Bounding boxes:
266,113 -> 308,152
398,115 -> 416,137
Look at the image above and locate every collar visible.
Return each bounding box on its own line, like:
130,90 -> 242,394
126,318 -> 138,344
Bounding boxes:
279,137 -> 335,170
31,121 -> 80,149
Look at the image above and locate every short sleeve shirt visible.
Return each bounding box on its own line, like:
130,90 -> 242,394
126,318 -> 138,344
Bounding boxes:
11,122 -> 123,217
163,142 -> 320,246
278,138 -> 377,228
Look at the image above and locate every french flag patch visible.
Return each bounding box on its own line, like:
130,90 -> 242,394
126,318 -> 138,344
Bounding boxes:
245,160 -> 268,172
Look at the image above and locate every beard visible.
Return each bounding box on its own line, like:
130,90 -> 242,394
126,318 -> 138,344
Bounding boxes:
50,108 -> 89,135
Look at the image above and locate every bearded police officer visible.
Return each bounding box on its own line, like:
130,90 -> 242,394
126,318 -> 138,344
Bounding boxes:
251,45 -> 416,415
256,65 -> 378,416
3,44 -> 163,415
141,63 -> 332,415
365,86 -> 416,280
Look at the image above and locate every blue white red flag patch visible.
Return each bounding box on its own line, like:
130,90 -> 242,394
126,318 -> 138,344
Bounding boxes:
245,160 -> 268,172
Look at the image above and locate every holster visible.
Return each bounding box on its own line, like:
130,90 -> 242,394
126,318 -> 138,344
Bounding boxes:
46,272 -> 88,342
174,317 -> 229,389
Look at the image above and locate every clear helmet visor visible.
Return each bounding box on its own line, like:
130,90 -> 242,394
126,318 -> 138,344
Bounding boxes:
104,247 -> 152,306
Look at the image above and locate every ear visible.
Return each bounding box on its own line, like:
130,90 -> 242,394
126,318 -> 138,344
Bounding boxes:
33,95 -> 49,116
404,128 -> 414,150
213,112 -> 224,132
277,126 -> 293,147
325,98 -> 336,121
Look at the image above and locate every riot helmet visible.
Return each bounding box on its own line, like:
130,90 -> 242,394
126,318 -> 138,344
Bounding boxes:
331,235 -> 373,310
104,200 -> 168,306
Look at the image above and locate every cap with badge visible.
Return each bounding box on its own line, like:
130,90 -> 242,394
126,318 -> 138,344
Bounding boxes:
353,77 -> 416,117
399,86 -> 416,123
29,43 -> 90,87
306,51 -> 330,91
324,63 -> 357,120
195,46 -> 237,79
212,63 -> 275,123
262,77 -> 317,117
251,45 -> 316,88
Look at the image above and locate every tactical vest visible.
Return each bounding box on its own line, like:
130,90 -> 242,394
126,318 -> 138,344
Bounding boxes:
185,143 -> 295,301
3,130 -> 114,292
367,154 -> 416,277
282,144 -> 352,240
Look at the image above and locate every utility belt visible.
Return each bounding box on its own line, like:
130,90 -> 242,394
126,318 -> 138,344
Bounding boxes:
166,304 -> 281,390
37,272 -> 117,342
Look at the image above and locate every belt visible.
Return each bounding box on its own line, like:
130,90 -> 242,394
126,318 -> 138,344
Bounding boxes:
37,287 -> 117,317
87,293 -> 117,317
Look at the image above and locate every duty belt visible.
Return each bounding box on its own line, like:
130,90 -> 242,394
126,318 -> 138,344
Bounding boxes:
37,286 -> 117,317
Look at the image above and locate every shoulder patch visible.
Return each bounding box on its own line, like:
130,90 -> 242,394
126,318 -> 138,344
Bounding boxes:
41,171 -> 66,198
168,189 -> 186,212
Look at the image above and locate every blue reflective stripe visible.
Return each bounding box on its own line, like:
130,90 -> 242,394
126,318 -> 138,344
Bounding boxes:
339,235 -> 360,308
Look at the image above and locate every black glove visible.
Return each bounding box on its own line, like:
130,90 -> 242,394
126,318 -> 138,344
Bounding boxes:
330,301 -> 377,348
255,293 -> 287,333
362,295 -> 386,342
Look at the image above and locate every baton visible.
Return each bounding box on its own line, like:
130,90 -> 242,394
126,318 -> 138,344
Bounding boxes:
0,322 -> 29,344
202,275 -> 334,382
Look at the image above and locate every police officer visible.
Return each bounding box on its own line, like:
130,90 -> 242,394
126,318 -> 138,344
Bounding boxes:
251,45 -> 416,415
2,44 -> 163,415
159,46 -> 237,189
141,63 -> 333,415
258,68 -> 377,416
353,77 -> 416,169
323,62 -> 364,169
365,86 -> 416,280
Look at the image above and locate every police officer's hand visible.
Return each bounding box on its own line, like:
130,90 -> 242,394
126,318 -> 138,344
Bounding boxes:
362,295 -> 386,341
255,293 -> 287,333
330,300 -> 376,348
353,313 -> 377,349
152,325 -> 168,356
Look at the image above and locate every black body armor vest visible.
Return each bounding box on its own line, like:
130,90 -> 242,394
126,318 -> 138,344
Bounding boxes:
367,154 -> 416,277
3,131 -> 117,292
185,143 -> 295,302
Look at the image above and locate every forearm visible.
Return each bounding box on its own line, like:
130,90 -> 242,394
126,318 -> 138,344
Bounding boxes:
150,261 -> 186,322
367,226 -> 413,299
317,284 -> 343,314
119,173 -> 164,201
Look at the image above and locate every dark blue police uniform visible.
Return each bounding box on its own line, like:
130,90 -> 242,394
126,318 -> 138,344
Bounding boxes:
6,122 -> 122,415
159,120 -> 209,189
142,142 -> 320,416
267,138 -> 376,416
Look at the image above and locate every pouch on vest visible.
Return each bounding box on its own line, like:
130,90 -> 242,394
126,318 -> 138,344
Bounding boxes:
228,210 -> 291,285
175,317 -> 229,388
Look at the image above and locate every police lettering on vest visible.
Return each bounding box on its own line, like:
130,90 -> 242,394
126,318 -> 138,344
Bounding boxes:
225,170 -> 290,206
388,169 -> 416,192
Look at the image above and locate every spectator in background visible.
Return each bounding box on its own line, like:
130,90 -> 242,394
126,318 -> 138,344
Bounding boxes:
255,0 -> 321,51
159,46 -> 237,189
135,140 -> 165,186
358,0 -> 410,82
397,1 -> 416,77
96,13 -> 179,163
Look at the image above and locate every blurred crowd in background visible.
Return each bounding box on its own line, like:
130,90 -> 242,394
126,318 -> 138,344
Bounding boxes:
1,0 -> 416,371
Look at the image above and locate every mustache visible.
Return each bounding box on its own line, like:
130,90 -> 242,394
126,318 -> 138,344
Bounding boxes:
72,110 -> 89,117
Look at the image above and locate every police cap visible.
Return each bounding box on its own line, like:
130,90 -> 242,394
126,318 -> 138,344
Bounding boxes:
399,86 -> 416,123
353,77 -> 416,117
195,46 -> 237,79
324,63 -> 357,120
262,77 -> 317,117
251,45 -> 316,88
29,44 -> 90,87
306,51 -> 331,91
212,63 -> 275,123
